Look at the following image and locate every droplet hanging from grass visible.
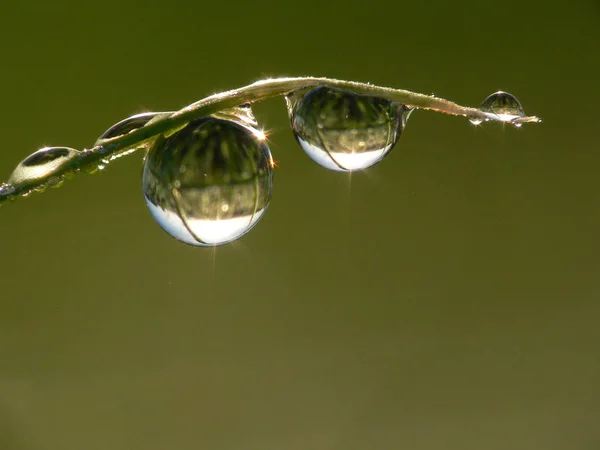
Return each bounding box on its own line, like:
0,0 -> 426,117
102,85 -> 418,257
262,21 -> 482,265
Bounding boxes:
287,86 -> 412,171
142,109 -> 274,246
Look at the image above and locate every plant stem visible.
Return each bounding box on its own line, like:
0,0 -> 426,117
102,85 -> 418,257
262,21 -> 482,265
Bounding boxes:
0,77 -> 541,203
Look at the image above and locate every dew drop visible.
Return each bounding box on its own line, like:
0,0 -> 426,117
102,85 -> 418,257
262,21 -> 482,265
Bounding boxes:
82,164 -> 100,175
0,183 -> 16,196
287,86 -> 412,172
142,111 -> 273,247
47,176 -> 65,188
468,115 -> 483,126
94,112 -> 167,145
479,91 -> 526,123
8,147 -> 80,185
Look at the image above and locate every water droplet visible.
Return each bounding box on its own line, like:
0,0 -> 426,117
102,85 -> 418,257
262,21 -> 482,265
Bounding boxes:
287,86 -> 412,171
142,112 -> 274,247
468,115 -> 484,126
94,112 -> 166,145
479,91 -> 526,123
0,183 -> 16,196
83,164 -> 100,175
8,147 -> 80,185
47,176 -> 65,188
63,170 -> 77,180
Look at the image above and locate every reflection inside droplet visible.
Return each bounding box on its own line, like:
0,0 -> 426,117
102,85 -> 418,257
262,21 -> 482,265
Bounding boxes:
142,111 -> 274,246
287,86 -> 412,171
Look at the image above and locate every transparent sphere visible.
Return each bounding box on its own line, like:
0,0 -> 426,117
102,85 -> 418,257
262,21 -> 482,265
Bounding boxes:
8,146 -> 80,184
95,112 -> 167,146
142,114 -> 274,246
480,91 -> 525,122
287,86 -> 412,171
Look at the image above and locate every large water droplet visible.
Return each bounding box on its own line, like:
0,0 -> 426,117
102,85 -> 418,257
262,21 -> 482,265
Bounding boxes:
287,86 -> 412,171
94,112 -> 167,145
8,147 -> 80,185
142,112 -> 273,246
479,91 -> 526,123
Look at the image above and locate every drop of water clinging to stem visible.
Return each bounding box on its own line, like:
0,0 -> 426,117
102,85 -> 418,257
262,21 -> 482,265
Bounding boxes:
472,91 -> 527,127
142,108 -> 274,246
95,112 -> 167,145
8,146 -> 81,187
93,111 -> 172,170
287,86 -> 412,172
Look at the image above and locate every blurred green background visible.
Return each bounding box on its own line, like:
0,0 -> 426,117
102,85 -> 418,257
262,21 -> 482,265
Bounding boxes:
0,1 -> 599,449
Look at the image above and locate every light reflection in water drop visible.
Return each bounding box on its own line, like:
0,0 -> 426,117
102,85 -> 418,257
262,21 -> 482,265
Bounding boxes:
287,86 -> 412,172
142,112 -> 274,246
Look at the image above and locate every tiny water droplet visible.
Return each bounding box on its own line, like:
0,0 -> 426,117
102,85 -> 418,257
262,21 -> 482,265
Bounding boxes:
83,165 -> 99,175
468,115 -> 484,126
479,91 -> 526,123
142,111 -> 274,247
63,170 -> 77,180
287,86 -> 412,171
47,176 -> 65,188
8,147 -> 80,185
0,183 -> 16,196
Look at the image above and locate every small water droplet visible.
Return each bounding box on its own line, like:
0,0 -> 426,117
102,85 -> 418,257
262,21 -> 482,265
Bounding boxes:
468,115 -> 484,126
83,165 -> 99,175
94,112 -> 166,145
0,183 -> 16,196
47,176 -> 65,188
63,170 -> 77,180
8,147 -> 80,185
287,86 -> 412,172
479,91 -> 526,123
142,111 -> 274,247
